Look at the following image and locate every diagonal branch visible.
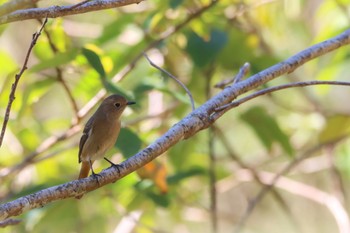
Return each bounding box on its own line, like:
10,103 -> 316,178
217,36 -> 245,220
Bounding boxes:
216,80 -> 350,112
0,27 -> 349,222
0,18 -> 48,147
0,0 -> 145,25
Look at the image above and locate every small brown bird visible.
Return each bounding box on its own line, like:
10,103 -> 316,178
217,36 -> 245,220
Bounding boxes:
77,94 -> 135,198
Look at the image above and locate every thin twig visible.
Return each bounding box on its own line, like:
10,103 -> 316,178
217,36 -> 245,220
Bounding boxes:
0,17 -> 48,147
214,62 -> 251,89
215,80 -> 350,112
143,53 -> 195,111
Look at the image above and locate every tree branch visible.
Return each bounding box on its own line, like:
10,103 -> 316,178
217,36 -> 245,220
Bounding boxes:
0,28 -> 349,221
143,52 -> 195,111
0,18 -> 47,147
0,0 -> 145,25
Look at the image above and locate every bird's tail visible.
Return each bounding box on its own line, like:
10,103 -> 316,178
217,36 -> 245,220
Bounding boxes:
78,161 -> 90,179
76,161 -> 91,199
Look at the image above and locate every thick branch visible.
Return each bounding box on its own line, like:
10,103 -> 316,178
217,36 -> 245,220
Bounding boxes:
0,29 -> 350,221
0,0 -> 144,25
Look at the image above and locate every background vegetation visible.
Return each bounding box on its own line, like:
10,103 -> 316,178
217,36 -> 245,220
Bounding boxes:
1,0 -> 350,232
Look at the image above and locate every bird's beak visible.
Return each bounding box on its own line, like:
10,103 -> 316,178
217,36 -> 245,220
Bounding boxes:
127,101 -> 136,105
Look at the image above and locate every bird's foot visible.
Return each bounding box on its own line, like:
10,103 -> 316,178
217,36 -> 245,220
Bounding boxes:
90,170 -> 102,186
104,157 -> 122,178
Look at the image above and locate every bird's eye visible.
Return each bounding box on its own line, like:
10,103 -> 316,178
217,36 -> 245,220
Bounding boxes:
114,102 -> 121,108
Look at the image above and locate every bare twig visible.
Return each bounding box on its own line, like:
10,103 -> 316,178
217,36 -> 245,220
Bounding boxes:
0,27 -> 350,221
214,62 -> 251,89
143,53 -> 195,111
0,0 -> 145,25
215,80 -> 350,112
0,17 -> 48,147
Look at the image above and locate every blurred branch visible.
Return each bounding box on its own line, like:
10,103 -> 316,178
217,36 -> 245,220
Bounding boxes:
0,218 -> 21,227
0,29 -> 349,221
214,126 -> 299,228
0,0 -> 39,17
0,18 -> 47,148
143,53 -> 195,111
0,0 -> 145,25
40,20 -> 80,124
205,66 -> 217,233
236,169 -> 350,233
234,136 -> 348,233
0,125 -> 81,178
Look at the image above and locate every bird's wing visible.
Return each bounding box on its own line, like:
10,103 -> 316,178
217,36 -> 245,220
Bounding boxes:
78,116 -> 94,163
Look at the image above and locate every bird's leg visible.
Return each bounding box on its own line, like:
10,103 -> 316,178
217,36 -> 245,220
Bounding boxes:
104,157 -> 121,176
89,159 -> 101,185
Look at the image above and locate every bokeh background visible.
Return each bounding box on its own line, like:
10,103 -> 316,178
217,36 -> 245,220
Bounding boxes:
1,0 -> 350,232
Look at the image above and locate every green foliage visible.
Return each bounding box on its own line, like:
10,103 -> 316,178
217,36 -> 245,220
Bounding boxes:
116,128 -> 142,158
240,106 -> 294,157
1,1 -> 350,233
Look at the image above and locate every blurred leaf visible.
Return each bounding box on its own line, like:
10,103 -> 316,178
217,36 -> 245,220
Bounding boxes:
137,160 -> 168,194
145,191 -> 170,207
186,29 -> 228,67
19,78 -> 55,118
0,51 -> 17,75
82,47 -> 134,99
115,128 -> 142,158
82,47 -> 106,78
96,15 -> 134,45
240,106 -> 294,157
167,167 -> 206,184
218,29 -> 255,69
104,82 -> 135,100
319,115 -> 350,143
30,49 -> 79,72
170,0 -> 184,9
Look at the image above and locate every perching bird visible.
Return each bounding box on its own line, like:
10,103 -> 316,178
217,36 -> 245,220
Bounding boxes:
77,94 -> 135,198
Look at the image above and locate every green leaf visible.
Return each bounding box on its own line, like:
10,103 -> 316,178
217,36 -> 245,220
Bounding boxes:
115,128 -> 142,158
319,115 -> 350,143
240,106 -> 294,157
82,47 -> 106,78
96,15 -> 134,45
30,49 -> 79,72
186,29 -> 228,67
167,167 -> 206,184
169,0 -> 184,9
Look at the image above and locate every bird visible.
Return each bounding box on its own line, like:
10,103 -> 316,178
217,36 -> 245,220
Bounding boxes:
76,94 -> 135,198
